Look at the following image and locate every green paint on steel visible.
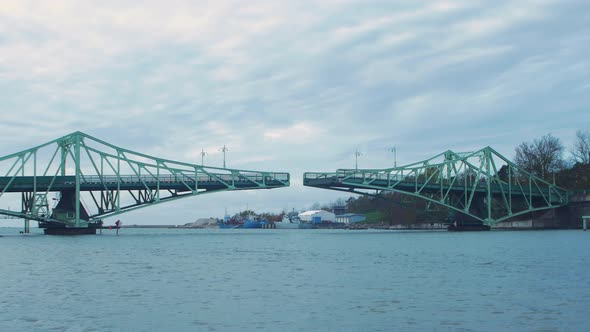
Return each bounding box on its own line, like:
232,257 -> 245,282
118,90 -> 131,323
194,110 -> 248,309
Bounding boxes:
0,132 -> 290,227
304,147 -> 569,225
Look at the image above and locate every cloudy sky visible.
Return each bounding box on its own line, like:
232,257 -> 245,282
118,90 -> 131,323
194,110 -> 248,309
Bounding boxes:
0,0 -> 589,225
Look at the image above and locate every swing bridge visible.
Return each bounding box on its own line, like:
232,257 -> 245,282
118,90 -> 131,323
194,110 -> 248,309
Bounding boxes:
0,132 -> 289,234
1,132 -> 586,234
304,147 -> 573,226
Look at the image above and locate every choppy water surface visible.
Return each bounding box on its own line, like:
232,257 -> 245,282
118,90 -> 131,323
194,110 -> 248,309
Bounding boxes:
1,227 -> 589,331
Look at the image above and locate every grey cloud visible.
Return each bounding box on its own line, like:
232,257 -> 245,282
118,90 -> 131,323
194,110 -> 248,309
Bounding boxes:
0,0 -> 588,223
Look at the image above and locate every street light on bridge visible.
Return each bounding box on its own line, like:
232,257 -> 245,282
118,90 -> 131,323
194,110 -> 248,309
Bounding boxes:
219,145 -> 229,168
355,149 -> 362,170
200,148 -> 207,166
389,146 -> 397,167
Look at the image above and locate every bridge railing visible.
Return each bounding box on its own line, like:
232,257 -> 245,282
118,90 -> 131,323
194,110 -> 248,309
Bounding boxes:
305,169 -> 554,194
336,169 -> 407,182
305,170 -> 413,184
78,173 -> 289,185
303,172 -> 339,180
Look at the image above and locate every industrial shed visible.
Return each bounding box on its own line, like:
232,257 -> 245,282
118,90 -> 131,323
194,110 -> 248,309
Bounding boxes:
298,210 -> 336,223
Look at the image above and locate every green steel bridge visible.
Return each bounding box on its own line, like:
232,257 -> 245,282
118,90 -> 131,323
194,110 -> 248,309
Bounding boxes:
0,132 -> 289,233
304,147 -> 569,226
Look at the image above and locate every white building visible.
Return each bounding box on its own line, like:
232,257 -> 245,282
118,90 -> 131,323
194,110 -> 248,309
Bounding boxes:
335,213 -> 366,224
298,210 -> 336,223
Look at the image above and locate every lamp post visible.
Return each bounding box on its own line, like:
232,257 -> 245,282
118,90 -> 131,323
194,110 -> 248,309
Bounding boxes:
389,146 -> 397,167
219,145 -> 228,168
200,148 -> 207,166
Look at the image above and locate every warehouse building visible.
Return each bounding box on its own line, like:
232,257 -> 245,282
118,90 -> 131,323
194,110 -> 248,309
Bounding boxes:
298,210 -> 336,223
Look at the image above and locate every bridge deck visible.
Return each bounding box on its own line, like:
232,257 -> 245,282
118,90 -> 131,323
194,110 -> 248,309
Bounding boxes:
304,173 -> 562,202
0,174 -> 289,193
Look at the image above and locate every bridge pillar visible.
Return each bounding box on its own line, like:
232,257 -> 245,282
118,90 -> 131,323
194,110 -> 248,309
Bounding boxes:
24,219 -> 30,234
41,190 -> 101,235
50,190 -> 90,224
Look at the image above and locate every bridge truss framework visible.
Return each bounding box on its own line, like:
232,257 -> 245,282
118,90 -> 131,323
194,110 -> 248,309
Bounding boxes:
304,147 -> 568,225
0,132 -> 289,229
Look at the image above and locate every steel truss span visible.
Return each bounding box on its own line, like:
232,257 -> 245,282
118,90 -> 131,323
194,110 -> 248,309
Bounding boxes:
0,132 -> 289,228
304,147 -> 568,225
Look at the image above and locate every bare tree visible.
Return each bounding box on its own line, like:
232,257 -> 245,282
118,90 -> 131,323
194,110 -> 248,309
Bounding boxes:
572,129 -> 590,164
514,134 -> 564,179
331,197 -> 347,208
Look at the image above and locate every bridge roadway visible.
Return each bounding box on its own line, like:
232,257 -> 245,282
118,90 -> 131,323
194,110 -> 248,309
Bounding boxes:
0,173 -> 290,193
304,172 -> 565,204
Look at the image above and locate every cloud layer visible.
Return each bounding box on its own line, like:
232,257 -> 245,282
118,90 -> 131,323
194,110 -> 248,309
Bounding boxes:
1,0 -> 589,223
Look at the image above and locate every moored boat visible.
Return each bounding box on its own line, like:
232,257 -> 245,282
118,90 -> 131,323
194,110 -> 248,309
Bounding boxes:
217,220 -> 243,229
217,213 -> 243,229
276,212 -> 314,229
243,218 -> 267,229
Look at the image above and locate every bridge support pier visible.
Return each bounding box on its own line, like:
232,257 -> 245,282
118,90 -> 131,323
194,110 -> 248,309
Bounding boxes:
43,227 -> 98,235
446,200 -> 490,231
41,190 -> 101,235
24,219 -> 30,234
447,219 -> 491,231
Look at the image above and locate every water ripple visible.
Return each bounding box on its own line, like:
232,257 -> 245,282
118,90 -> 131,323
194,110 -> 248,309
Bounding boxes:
0,228 -> 589,331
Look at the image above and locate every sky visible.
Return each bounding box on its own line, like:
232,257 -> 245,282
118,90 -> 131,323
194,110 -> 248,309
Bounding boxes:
0,0 -> 589,225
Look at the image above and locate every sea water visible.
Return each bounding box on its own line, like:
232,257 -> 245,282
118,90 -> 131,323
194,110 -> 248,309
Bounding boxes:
0,227 -> 589,331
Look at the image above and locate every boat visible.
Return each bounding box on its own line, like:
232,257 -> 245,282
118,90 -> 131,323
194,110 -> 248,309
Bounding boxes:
243,217 -> 267,229
276,212 -> 314,229
275,220 -> 300,229
217,214 -> 243,229
217,220 -> 243,229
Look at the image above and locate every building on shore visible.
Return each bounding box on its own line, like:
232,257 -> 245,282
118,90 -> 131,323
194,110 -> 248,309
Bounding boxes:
298,210 -> 336,223
335,213 -> 366,224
